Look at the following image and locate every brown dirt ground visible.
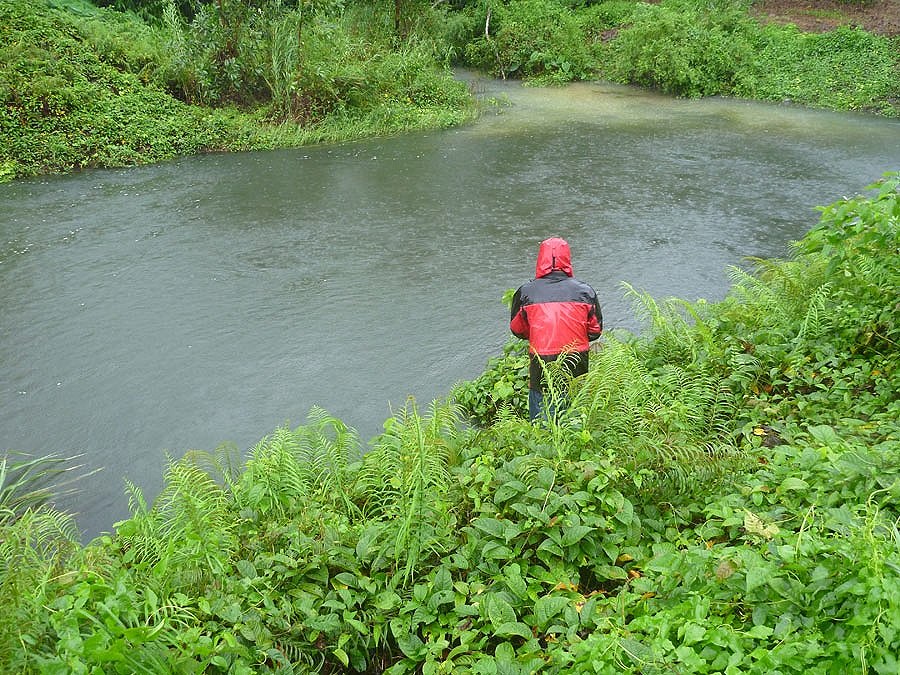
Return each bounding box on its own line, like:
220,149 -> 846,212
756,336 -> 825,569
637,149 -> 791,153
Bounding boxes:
749,0 -> 900,36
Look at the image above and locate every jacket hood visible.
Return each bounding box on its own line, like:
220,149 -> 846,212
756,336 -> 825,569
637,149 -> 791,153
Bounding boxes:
535,237 -> 573,277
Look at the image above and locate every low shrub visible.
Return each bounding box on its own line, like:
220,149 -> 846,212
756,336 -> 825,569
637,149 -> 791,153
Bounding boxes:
464,0 -> 596,83
598,0 -> 758,97
736,24 -> 900,113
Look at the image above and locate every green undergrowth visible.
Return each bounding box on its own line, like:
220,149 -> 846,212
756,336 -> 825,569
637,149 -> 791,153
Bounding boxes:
588,0 -> 899,111
0,0 -> 475,182
2,175 -> 897,671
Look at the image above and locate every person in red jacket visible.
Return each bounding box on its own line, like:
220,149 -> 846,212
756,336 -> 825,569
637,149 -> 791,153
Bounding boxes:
510,237 -> 603,421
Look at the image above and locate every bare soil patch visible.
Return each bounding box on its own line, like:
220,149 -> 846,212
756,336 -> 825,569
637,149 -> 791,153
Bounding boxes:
750,0 -> 900,36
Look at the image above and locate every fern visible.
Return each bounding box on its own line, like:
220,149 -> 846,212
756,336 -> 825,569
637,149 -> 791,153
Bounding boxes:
0,505 -> 79,671
0,505 -> 78,577
293,406 -> 362,517
571,334 -> 744,499
114,454 -> 238,595
725,256 -> 829,337
623,282 -> 700,366
114,479 -> 171,582
359,397 -> 460,586
793,282 -> 833,345
237,408 -> 362,520
179,442 -> 243,493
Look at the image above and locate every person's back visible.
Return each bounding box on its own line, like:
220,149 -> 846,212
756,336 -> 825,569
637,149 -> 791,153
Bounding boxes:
510,237 -> 602,420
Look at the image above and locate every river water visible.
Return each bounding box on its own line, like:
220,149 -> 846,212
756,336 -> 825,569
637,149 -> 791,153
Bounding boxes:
2,75 -> 898,540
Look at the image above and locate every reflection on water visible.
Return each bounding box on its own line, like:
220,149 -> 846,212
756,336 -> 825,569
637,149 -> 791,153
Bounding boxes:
2,75 -> 898,539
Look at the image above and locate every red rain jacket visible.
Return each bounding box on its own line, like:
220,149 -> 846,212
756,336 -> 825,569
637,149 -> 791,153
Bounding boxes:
510,238 -> 602,391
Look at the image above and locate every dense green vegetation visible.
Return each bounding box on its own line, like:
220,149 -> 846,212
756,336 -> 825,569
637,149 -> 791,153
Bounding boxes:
2,175 -> 897,672
2,0 -> 899,181
0,0 -> 476,181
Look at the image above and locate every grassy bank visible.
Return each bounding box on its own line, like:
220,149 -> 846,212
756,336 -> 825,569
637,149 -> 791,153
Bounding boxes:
0,0 -> 476,182
2,0 -> 898,182
2,175 -> 897,672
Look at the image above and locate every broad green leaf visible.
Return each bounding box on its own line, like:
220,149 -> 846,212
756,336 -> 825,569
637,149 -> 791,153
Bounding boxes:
503,520 -> 524,542
746,565 -> 769,592
681,621 -> 706,645
613,499 -> 634,525
483,541 -> 514,560
355,524 -> 381,560
496,622 -> 533,639
495,480 -> 526,503
333,648 -> 349,668
396,633 -> 425,658
778,476 -> 809,492
432,565 -> 452,593
486,594 -> 517,629
495,641 -> 515,661
537,466 -> 556,488
596,564 -> 629,581
808,424 -> 840,445
235,559 -> 257,579
534,595 -> 569,628
561,525 -> 593,546
602,543 -> 619,563
493,381 -> 514,398
747,624 -> 774,639
503,563 -> 528,599
472,517 -> 506,539
537,538 -> 563,558
333,572 -> 358,588
428,590 -> 455,609
375,590 -> 401,610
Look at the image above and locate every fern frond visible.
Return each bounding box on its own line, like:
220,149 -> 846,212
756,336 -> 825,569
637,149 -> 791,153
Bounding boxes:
153,456 -> 232,535
794,282 -> 833,345
179,443 -> 244,492
0,506 -> 80,659
270,639 -> 324,672
574,333 -> 743,500
238,411 -> 362,521
623,283 -> 695,365
293,406 -> 362,517
0,505 -> 78,577
360,397 -> 461,586
131,454 -> 238,592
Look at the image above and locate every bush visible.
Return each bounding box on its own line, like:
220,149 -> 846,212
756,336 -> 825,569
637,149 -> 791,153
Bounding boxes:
0,0 -> 476,180
599,0 -> 758,97
464,0 -> 596,83
1,177 -> 898,673
736,24 -> 900,113
452,338 -> 529,425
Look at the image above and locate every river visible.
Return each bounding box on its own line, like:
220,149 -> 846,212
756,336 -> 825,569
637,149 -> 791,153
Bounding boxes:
2,75 -> 898,540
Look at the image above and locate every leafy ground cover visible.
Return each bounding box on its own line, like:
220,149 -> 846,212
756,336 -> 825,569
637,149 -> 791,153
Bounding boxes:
2,175 -> 897,672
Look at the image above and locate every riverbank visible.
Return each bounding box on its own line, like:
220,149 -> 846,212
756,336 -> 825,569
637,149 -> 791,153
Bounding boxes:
0,0 -> 477,182
2,0 -> 898,183
2,173 -> 897,673
751,0 -> 900,36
